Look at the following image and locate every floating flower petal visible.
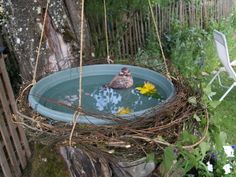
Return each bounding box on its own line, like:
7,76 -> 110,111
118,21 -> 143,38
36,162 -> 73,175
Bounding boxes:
136,81 -> 157,95
116,107 -> 132,115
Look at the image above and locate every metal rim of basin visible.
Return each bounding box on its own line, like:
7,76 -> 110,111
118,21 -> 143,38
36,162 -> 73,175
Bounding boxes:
28,64 -> 175,124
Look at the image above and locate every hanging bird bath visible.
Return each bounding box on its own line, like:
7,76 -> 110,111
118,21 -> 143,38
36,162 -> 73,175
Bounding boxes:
28,64 -> 175,124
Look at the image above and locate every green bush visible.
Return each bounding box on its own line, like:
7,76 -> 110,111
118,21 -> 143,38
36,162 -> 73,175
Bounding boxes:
165,11 -> 236,79
135,30 -> 166,72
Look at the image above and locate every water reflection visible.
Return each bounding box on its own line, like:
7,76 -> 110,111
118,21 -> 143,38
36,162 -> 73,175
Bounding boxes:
90,87 -> 122,113
87,86 -> 159,114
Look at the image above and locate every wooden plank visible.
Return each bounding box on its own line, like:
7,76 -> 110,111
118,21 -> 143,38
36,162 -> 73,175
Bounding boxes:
125,31 -> 129,57
170,2 -> 175,28
0,57 -> 31,159
226,0 -> 229,15
147,11 -> 151,37
121,35 -> 125,58
140,12 -> 145,46
200,0 -> 203,28
129,23 -> 134,57
177,1 -> 179,20
155,5 -> 158,32
136,13 -> 141,47
188,2 -> 192,26
160,5 -> 163,34
132,16 -> 136,54
143,13 -> 148,42
164,6 -> 168,32
110,19 -> 116,49
134,13 -> 138,49
0,108 -> 22,176
0,141 -> 13,177
203,0 -> 207,27
224,0 -> 227,17
167,5 -> 171,30
0,79 -> 27,169
179,0 -> 183,23
0,57 -> 16,112
134,14 -> 139,53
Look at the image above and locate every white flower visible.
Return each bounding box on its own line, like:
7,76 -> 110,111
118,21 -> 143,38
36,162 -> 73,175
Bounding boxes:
16,38 -> 20,44
207,161 -> 213,172
223,164 -> 232,174
223,146 -> 234,157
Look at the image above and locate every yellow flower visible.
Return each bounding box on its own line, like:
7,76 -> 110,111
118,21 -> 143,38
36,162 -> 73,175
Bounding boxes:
136,82 -> 157,95
116,107 -> 132,115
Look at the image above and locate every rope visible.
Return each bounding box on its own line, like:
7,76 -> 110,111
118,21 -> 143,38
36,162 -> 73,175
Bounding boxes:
32,0 -> 50,84
148,0 -> 171,79
69,0 -> 85,147
103,0 -> 113,64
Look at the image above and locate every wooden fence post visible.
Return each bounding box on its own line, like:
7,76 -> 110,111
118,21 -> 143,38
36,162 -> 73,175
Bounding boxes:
86,0 -> 236,59
0,48 -> 31,177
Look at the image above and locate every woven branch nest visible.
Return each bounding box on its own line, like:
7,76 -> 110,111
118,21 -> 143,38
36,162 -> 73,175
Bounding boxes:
15,72 -> 207,161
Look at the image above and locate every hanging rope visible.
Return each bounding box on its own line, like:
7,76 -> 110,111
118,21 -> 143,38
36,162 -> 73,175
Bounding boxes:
103,0 -> 113,64
33,0 -> 50,83
148,0 -> 171,79
69,0 -> 85,147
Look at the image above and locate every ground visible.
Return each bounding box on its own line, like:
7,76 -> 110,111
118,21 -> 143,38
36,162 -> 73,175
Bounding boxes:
210,72 -> 236,144
22,143 -> 70,177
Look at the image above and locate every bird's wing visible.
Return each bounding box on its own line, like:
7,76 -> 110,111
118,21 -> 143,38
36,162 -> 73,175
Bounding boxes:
108,76 -> 124,89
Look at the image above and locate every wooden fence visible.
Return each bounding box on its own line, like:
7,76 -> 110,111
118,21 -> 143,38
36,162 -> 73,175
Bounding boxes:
87,0 -> 236,59
0,55 -> 31,177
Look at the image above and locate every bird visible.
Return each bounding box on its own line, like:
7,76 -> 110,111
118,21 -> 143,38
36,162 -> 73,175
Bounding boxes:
106,67 -> 133,89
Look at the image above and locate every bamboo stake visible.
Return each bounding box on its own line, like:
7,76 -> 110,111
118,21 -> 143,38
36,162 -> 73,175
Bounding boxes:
140,12 -> 145,45
129,21 -> 134,57
148,0 -> 171,79
136,13 -> 141,47
133,14 -> 138,54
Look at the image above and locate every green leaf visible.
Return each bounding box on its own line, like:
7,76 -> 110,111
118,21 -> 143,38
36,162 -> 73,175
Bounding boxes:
199,142 -> 210,160
150,92 -> 161,99
215,131 -> 227,151
188,96 -> 197,106
162,147 -> 176,172
134,84 -> 143,88
178,150 -> 197,173
203,85 -> 216,97
209,101 -> 221,109
151,0 -> 161,5
146,152 -> 155,162
178,130 -> 198,145
193,114 -> 201,122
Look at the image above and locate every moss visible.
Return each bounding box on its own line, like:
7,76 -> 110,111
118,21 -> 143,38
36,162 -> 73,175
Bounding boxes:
27,143 -> 70,177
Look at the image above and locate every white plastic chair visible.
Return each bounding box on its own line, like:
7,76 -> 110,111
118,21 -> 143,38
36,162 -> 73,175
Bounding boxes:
208,30 -> 236,101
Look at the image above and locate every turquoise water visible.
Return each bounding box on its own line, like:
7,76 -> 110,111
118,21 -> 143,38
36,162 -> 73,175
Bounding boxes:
39,75 -> 166,114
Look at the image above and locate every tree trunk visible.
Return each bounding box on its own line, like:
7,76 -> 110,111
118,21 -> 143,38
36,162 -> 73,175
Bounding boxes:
2,0 -> 92,81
